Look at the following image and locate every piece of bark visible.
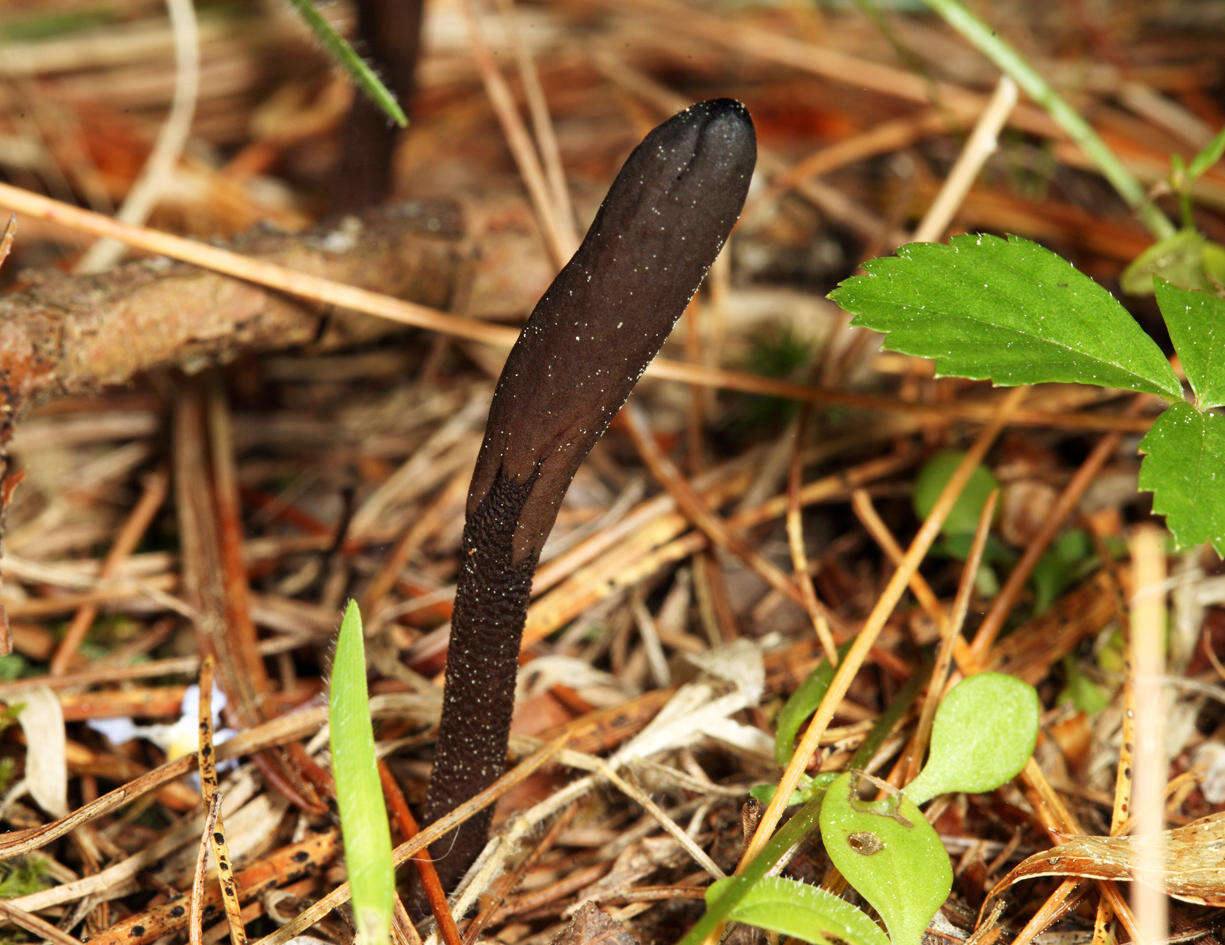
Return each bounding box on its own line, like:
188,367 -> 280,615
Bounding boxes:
0,196 -> 551,405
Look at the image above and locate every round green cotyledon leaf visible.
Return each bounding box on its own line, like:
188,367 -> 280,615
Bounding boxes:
709,875 -> 890,945
913,450 -> 1000,537
903,673 -> 1040,807
820,772 -> 952,945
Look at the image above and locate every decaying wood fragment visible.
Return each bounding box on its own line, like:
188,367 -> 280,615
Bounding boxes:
0,196 -> 551,404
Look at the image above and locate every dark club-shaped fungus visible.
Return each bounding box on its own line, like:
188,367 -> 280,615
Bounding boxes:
422,99 -> 757,888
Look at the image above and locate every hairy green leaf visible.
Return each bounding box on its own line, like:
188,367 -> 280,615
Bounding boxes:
903,673 -> 1040,807
820,772 -> 952,945
830,234 -> 1181,399
286,0 -> 407,128
1138,403 -> 1225,555
677,797 -> 826,945
913,450 -> 999,537
1155,280 -> 1225,409
330,601 -> 394,945
709,875 -> 890,945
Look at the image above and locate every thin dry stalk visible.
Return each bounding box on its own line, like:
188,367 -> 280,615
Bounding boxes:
906,489 -> 998,782
910,76 -> 1018,243
454,0 -> 575,265
75,0 -> 199,273
51,468 -> 169,674
1130,525 -> 1169,945
189,796 -> 222,945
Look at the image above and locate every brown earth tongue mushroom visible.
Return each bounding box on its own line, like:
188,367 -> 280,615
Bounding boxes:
421,98 -> 757,889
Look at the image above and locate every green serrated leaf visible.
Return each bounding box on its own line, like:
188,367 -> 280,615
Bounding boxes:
1122,230 -> 1220,295
330,601 -> 394,945
1155,280 -> 1225,409
831,234 -> 1182,400
1138,403 -> 1225,555
1188,127 -> 1225,180
913,450 -> 1000,537
775,642 -> 852,766
820,772 -> 952,945
709,875 -> 891,945
903,673 -> 1040,807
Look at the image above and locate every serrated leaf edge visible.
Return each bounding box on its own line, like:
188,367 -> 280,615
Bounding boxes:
831,234 -> 1181,400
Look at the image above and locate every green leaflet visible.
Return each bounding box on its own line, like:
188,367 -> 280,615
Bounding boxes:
330,601 -> 394,945
912,450 -> 999,537
1139,402 -> 1225,555
1029,529 -> 1093,615
903,673 -> 1040,807
1121,230 -> 1225,295
710,875 -> 890,945
775,642 -> 852,766
829,234 -> 1182,400
1155,279 -> 1225,409
820,772 -> 952,945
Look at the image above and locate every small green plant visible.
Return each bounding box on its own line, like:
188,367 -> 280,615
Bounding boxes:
820,772 -> 951,945
686,670 -> 1040,945
830,234 -> 1225,555
1121,126 -> 1225,294
330,600 -> 395,945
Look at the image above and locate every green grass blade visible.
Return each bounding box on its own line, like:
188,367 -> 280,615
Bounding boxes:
285,0 -> 407,127
330,600 -> 395,945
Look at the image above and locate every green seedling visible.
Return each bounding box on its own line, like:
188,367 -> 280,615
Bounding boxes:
820,772 -> 952,945
756,647 -> 923,806
330,601 -> 395,945
1122,127 -> 1225,292
1029,528 -> 1093,614
902,673 -> 1040,806
1057,656 -> 1109,716
749,772 -> 836,807
831,234 -> 1225,555
689,672 -> 1040,945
